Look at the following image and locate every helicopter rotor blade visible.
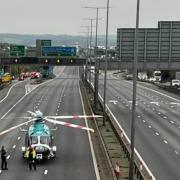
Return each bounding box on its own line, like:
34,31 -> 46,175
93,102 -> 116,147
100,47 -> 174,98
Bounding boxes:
44,117 -> 94,133
27,111 -> 37,116
0,118 -> 37,136
46,115 -> 102,120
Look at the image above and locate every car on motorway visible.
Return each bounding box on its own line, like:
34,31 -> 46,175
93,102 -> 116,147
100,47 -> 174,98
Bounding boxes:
18,75 -> 24,81
171,79 -> 180,88
1,73 -> 12,83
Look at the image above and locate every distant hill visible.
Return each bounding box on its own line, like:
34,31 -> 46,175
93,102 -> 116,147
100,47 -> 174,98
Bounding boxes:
0,33 -> 116,47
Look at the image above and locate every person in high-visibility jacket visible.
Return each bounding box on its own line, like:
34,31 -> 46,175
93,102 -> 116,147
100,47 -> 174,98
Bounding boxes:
26,147 -> 36,170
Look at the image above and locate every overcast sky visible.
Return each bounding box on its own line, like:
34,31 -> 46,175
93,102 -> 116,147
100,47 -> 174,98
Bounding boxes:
0,0 -> 180,35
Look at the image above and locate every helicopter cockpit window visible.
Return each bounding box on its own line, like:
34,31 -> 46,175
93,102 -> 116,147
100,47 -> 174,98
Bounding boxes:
40,136 -> 50,145
30,136 -> 38,144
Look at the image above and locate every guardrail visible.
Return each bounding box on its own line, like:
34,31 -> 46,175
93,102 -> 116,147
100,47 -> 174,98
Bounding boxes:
88,80 -> 156,180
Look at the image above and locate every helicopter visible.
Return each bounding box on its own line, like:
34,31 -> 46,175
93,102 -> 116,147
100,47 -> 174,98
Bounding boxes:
0,110 -> 102,161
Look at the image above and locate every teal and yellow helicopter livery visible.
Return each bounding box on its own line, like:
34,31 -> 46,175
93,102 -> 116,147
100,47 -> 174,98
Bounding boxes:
22,118 -> 56,160
0,110 -> 101,161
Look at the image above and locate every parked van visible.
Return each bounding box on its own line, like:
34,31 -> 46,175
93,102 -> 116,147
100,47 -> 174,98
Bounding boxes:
171,79 -> 180,87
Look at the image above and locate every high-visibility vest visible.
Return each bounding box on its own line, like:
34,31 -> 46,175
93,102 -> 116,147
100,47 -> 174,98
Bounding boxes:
25,149 -> 36,159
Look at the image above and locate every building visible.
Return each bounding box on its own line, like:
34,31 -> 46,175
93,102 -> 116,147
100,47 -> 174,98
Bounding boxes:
117,21 -> 180,63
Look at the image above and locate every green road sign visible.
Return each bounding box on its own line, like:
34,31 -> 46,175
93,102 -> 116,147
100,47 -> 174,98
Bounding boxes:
10,45 -> 25,56
41,40 -> 51,47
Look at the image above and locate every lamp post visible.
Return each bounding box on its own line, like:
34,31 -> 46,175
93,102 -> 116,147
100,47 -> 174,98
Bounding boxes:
79,26 -> 90,84
83,18 -> 96,87
129,0 -> 140,179
103,0 -> 110,126
83,6 -> 106,110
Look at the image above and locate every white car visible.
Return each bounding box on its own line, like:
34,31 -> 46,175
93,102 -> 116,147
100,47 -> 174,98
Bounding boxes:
171,79 -> 180,87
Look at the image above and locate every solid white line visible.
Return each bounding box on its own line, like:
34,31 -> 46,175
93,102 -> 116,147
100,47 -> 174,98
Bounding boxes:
97,93 -> 156,180
128,81 -> 180,102
0,81 -> 23,103
0,77 -> 57,121
79,87 -> 100,180
44,170 -> 48,175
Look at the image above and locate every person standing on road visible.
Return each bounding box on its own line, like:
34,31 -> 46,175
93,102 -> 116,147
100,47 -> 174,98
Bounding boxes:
26,146 -> 36,170
1,146 -> 8,170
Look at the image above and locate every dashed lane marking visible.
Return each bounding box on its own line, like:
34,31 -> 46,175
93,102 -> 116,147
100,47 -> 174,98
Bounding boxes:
13,145 -> 16,149
44,170 -> 48,175
148,126 -> 152,128
143,120 -> 146,123
170,121 -> 174,124
18,137 -> 21,140
175,150 -> 179,155
155,132 -> 159,136
164,140 -> 168,144
7,155 -> 10,160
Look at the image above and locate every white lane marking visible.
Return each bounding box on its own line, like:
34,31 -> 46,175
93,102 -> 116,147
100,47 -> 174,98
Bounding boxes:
163,116 -> 167,119
44,170 -> 48,175
109,100 -> 118,105
0,75 -> 61,123
97,93 -> 156,180
175,150 -> 179,155
143,120 -> 146,123
134,82 -> 180,103
170,102 -> 180,105
0,81 -> 23,103
137,115 -> 141,118
155,132 -> 159,136
164,140 -> 168,144
148,126 -> 152,128
79,87 -> 100,180
0,170 -> 2,174
6,155 -> 10,159
158,112 -> 161,115
170,121 -> 174,124
18,137 -> 21,140
150,101 -> 159,106
13,145 -> 16,149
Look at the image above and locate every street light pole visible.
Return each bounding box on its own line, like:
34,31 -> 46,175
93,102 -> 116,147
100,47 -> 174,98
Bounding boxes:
103,0 -> 110,126
83,6 -> 105,110
83,18 -> 96,90
80,26 -> 90,84
129,0 -> 140,179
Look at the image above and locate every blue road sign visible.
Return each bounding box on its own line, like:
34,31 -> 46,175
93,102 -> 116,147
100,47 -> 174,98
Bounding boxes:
42,46 -> 76,57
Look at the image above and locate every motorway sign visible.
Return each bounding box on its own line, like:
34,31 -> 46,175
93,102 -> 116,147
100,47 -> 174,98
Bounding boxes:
41,46 -> 76,57
41,40 -> 51,47
10,45 -> 25,56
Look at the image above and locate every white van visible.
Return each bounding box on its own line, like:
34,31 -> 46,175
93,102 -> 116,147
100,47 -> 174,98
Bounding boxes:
171,79 -> 180,87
